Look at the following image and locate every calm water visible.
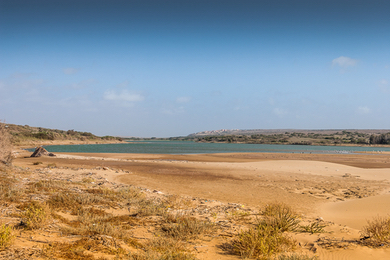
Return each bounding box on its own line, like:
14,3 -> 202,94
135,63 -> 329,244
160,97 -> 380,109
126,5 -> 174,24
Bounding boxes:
33,141 -> 390,155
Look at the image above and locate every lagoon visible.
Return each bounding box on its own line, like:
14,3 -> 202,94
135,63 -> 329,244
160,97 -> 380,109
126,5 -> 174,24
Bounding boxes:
36,141 -> 390,155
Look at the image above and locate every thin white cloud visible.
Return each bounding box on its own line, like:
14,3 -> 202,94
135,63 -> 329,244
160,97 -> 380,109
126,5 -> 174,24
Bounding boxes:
67,79 -> 96,89
380,79 -> 388,85
379,79 -> 389,93
176,96 -> 191,103
357,106 -> 371,114
63,68 -> 79,75
273,108 -> 287,117
161,106 -> 185,115
104,90 -> 144,102
116,81 -> 130,88
268,98 -> 275,105
332,56 -> 358,68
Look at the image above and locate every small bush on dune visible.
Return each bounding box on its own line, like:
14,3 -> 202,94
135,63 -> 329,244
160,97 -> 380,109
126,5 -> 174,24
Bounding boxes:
361,216 -> 390,246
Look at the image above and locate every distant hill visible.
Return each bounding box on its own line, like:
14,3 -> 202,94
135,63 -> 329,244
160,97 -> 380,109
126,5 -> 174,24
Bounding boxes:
4,123 -> 122,145
189,129 -> 390,137
188,129 -> 390,146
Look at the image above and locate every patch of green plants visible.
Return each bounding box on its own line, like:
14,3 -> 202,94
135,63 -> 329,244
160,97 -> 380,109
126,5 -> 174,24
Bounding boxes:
0,224 -> 14,249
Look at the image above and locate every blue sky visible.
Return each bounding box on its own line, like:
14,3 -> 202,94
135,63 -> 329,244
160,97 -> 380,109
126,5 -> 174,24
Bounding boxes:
1,0 -> 389,137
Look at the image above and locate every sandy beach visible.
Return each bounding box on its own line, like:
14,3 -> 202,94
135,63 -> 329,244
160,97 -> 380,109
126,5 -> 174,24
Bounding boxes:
9,149 -> 390,259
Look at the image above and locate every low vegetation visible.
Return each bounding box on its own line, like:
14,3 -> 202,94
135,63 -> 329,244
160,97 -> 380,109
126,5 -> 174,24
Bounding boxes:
193,130 -> 390,146
4,123 -> 122,145
261,203 -> 301,232
300,221 -> 326,234
19,201 -> 51,230
361,216 -> 390,246
277,254 -> 319,260
233,223 -> 296,259
0,224 -> 14,249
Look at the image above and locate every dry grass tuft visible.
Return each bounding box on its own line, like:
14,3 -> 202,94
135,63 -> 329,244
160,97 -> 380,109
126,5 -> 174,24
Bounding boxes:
261,202 -> 300,232
361,216 -> 390,246
277,254 -> 319,260
46,163 -> 57,168
28,179 -> 67,193
0,174 -> 24,203
161,213 -> 214,241
47,191 -> 107,213
300,221 -> 326,234
122,249 -> 197,260
136,199 -> 168,217
233,223 -> 296,259
41,237 -> 124,259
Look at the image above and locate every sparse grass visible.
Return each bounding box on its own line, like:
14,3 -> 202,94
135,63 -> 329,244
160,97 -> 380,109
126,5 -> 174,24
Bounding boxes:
47,163 -> 57,168
33,161 -> 43,165
58,207 -> 136,245
299,221 -> 327,234
124,237 -> 196,260
28,179 -> 67,193
226,209 -> 251,221
261,202 -> 300,232
277,254 -> 318,260
233,222 -> 296,259
41,237 -> 124,259
86,187 -> 144,203
82,177 -> 95,183
47,191 -> 108,213
161,213 -> 214,241
164,195 -> 194,210
20,201 -> 51,229
122,250 -> 197,260
0,224 -> 14,249
0,174 -> 24,203
361,216 -> 390,246
136,199 -> 168,217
